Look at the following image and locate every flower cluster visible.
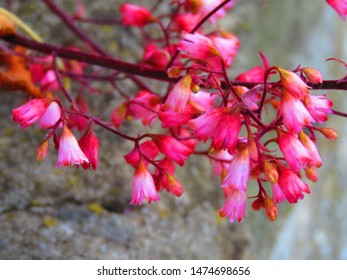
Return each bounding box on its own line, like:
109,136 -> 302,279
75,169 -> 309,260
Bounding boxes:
6,0 -> 342,223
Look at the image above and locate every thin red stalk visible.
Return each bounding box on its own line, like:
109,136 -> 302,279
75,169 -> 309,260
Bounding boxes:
73,17 -> 120,25
53,53 -> 74,104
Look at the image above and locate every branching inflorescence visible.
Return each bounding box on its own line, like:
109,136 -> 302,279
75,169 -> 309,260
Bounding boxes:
1,0 -> 347,222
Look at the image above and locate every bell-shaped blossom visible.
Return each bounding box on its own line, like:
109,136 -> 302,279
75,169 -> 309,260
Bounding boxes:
280,89 -> 314,133
119,4 -> 156,27
219,187 -> 247,223
130,158 -> 160,206
163,74 -> 192,113
326,0 -> 347,20
277,129 -> 312,172
110,103 -> 128,128
159,105 -> 197,128
298,132 -> 322,168
40,70 -> 59,92
277,165 -> 310,203
173,13 -> 201,32
157,173 -> 184,197
277,67 -> 310,98
128,91 -> 161,126
188,107 -> 242,153
151,135 -> 193,166
301,67 -> 323,84
188,90 -> 216,112
56,125 -> 89,167
222,147 -> 250,191
12,98 -> 50,128
124,140 -> 159,168
142,44 -> 170,70
79,124 -> 99,170
38,101 -> 62,129
263,196 -> 278,222
305,94 -> 333,123
177,32 -> 221,61
36,138 -> 49,161
68,95 -> 88,131
236,66 -> 265,82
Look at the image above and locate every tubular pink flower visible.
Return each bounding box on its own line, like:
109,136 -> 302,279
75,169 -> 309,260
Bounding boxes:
159,105 -> 197,128
302,67 -> 323,84
277,165 -> 310,203
277,129 -> 312,173
173,13 -> 201,32
280,89 -> 314,133
305,94 -> 333,123
277,67 -> 310,98
151,135 -> 193,166
38,101 -> 62,129
209,149 -> 233,178
163,75 -> 192,113
271,183 -> 286,204
188,107 -> 242,153
40,70 -> 59,92
219,187 -> 247,223
119,4 -> 156,27
177,32 -> 221,61
188,90 -> 216,112
56,125 -> 89,167
298,132 -> 322,168
326,0 -> 347,20
142,44 -> 170,70
130,159 -> 160,206
79,125 -> 99,170
12,98 -> 50,129
222,147 -> 250,191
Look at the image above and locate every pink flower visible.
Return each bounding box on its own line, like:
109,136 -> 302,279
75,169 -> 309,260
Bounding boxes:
142,44 -> 170,70
56,125 -> 89,167
280,89 -> 314,133
236,66 -> 265,82
158,174 -> 184,197
305,94 -> 333,123
188,107 -> 242,153
188,90 -> 216,112
119,4 -> 156,27
277,129 -> 311,172
130,158 -> 160,206
277,67 -> 310,98
12,98 -> 50,128
277,165 -> 310,203
159,105 -> 197,128
38,101 -> 62,129
163,75 -> 192,113
151,135 -> 193,166
219,187 -> 247,223
110,103 -> 128,128
326,0 -> 347,20
40,70 -> 59,92
79,124 -> 99,170
128,91 -> 160,126
298,131 -> 322,168
173,13 -> 202,32
209,149 -> 233,179
222,147 -> 250,191
177,32 -> 220,61
124,140 -> 159,168
68,95 -> 88,131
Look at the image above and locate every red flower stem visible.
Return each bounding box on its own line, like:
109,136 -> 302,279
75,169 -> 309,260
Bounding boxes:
3,35 -> 347,92
53,53 -> 74,104
43,0 -> 108,56
332,109 -> 347,118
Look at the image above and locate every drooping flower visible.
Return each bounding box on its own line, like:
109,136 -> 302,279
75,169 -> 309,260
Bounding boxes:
142,44 -> 170,70
277,129 -> 312,172
177,32 -> 221,61
222,147 -> 250,191
130,158 -> 160,206
219,187 -> 247,223
119,4 -> 156,27
173,13 -> 202,32
277,165 -> 310,203
150,135 -> 193,166
280,89 -> 314,133
79,124 -> 99,170
188,106 -> 242,153
304,94 -> 333,123
298,131 -> 322,168
68,94 -> 89,131
12,98 -> 50,128
236,65 -> 265,82
163,74 -> 192,113
110,103 -> 128,128
209,149 -> 233,179
271,183 -> 286,204
38,101 -> 62,129
56,125 -> 89,167
159,104 -> 197,128
40,70 -> 59,92
326,0 -> 347,20
301,67 -> 323,84
277,67 -> 310,98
